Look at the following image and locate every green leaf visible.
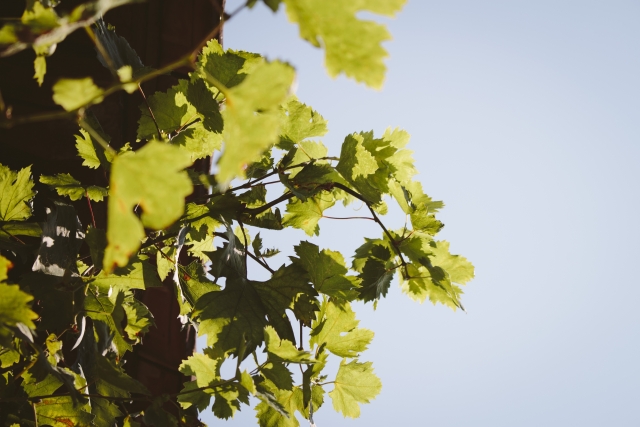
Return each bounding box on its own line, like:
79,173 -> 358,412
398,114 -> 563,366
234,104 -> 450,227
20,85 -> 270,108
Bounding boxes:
0,255 -> 12,281
52,77 -> 104,111
40,173 -> 107,201
217,60 -> 295,185
261,361 -> 294,391
104,141 -> 193,271
0,283 -> 38,346
91,397 -> 123,427
137,79 -> 223,160
255,388 -> 300,427
177,380 -> 211,412
35,396 -> 94,427
179,352 -> 221,387
91,258 -> 163,291
0,164 -> 35,221
84,285 -> 131,355
75,128 -> 106,169
0,222 -> 41,245
178,261 -> 221,310
94,354 -> 151,398
291,241 -> 359,300
194,264 -> 316,355
34,55 -> 46,86
212,382 -> 250,419
85,226 -> 106,270
122,294 -> 154,342
278,96 -> 328,149
282,0 -> 406,88
264,326 -> 314,364
430,240 -> 475,285
22,372 -> 63,397
283,193 -> 336,236
310,300 -> 373,358
195,39 -> 264,98
329,359 -> 381,418
143,397 -> 178,427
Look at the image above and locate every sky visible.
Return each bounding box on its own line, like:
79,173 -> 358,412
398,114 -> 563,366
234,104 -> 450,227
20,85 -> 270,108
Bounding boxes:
200,1 -> 640,425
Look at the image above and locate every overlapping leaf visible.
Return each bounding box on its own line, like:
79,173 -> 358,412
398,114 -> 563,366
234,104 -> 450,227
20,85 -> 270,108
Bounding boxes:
40,173 -> 107,201
310,300 -> 373,358
104,141 -> 193,270
217,60 -> 296,185
137,79 -> 224,160
0,164 -> 35,221
282,0 -> 406,88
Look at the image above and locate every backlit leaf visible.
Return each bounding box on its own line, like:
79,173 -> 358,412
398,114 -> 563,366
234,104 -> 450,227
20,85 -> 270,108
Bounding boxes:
104,141 -> 192,270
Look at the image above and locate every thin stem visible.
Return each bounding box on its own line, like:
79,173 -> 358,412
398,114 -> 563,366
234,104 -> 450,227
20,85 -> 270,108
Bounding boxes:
298,320 -> 304,351
246,248 -> 274,274
244,192 -> 294,216
138,84 -> 162,140
85,192 -> 97,228
322,215 -> 374,221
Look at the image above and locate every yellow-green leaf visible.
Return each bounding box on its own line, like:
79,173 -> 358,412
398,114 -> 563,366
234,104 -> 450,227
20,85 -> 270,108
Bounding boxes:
104,141 -> 192,271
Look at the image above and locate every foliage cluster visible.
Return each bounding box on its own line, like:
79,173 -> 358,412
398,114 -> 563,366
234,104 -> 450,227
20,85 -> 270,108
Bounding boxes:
0,0 -> 474,425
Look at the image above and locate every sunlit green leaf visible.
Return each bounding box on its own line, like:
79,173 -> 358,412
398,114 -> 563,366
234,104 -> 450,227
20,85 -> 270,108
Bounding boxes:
104,141 -> 192,271
282,0 -> 406,88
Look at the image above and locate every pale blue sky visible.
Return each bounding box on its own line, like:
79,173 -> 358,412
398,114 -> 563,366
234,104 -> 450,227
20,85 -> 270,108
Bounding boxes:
200,1 -> 640,425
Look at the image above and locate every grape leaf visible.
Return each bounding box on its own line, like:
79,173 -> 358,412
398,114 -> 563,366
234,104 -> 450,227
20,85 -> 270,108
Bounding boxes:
217,60 -> 295,185
35,396 -> 94,427
278,96 -> 328,149
177,380 -> 211,412
0,255 -> 11,281
122,294 -> 154,342
430,240 -> 475,285
94,354 -> 150,398
328,359 -> 381,418
282,0 -> 406,88
264,326 -> 314,364
0,283 -> 38,346
179,352 -> 221,387
195,39 -> 264,99
194,264 -> 316,355
310,300 -> 373,358
337,130 -> 415,204
0,163 -> 35,221
52,77 -> 104,111
90,258 -> 163,291
104,141 -> 193,271
84,285 -> 131,355
291,241 -> 359,300
75,128 -> 108,169
91,397 -> 123,427
283,193 -> 336,236
40,173 -> 107,201
137,79 -> 223,160
261,361 -> 294,391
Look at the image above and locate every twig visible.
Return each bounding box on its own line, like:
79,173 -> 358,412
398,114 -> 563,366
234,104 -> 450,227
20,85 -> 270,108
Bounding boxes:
322,215 -> 374,221
85,191 -> 97,228
138,84 -> 162,140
